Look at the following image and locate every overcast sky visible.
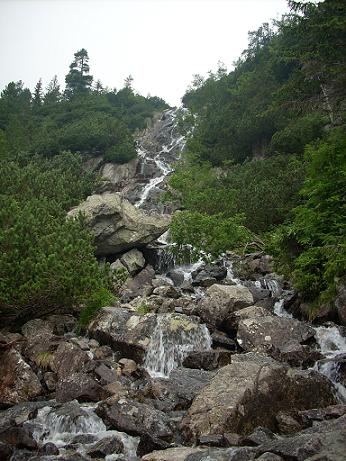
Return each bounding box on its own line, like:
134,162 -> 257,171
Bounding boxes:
0,0 -> 290,106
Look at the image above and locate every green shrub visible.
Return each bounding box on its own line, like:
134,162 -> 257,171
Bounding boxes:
78,287 -> 116,327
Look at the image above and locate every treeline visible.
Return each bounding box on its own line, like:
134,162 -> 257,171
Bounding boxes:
0,49 -> 167,324
169,0 -> 346,313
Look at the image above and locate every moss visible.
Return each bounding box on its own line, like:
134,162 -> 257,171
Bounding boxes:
169,315 -> 197,332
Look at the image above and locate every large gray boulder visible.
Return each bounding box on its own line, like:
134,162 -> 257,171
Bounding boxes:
181,354 -> 336,441
98,159 -> 138,192
120,248 -> 146,274
68,192 -> 170,255
196,284 -> 254,329
237,316 -> 315,355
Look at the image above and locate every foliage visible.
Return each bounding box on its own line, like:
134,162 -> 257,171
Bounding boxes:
0,152 -> 109,320
78,287 -> 116,328
171,211 -> 253,258
271,125 -> 346,305
136,301 -> 152,315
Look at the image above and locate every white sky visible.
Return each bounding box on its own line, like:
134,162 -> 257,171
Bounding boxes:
0,0 -> 290,106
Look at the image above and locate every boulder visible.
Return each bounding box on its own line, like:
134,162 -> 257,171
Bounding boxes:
141,447 -> 256,461
226,305 -> 270,330
98,159 -> 138,192
148,368 -> 216,411
56,372 -> 109,403
21,319 -> 53,337
88,306 -> 157,361
183,350 -> 232,371
196,284 -> 253,329
120,248 -> 146,275
96,398 -> 173,442
237,316 -> 315,360
68,192 -> 170,255
50,342 -> 91,379
257,414 -> 346,461
86,435 -> 124,458
181,354 -> 336,441
0,348 -> 43,407
121,265 -> 155,301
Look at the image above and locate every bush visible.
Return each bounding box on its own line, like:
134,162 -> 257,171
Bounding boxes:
79,287 -> 116,328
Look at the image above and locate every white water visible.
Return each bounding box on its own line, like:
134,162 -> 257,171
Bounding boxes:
274,298 -> 293,318
144,313 -> 212,378
135,108 -> 185,209
314,326 -> 346,401
29,403 -> 139,459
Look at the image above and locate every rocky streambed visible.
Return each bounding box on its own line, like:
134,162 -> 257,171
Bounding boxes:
1,110 -> 346,461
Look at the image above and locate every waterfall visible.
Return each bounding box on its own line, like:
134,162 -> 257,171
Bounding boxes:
134,108 -> 185,209
314,326 -> 346,402
144,313 -> 212,378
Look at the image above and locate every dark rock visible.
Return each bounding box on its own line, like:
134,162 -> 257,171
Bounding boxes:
211,331 -> 237,350
0,426 -> 37,449
0,401 -> 51,431
183,350 -> 232,370
243,427 -> 277,446
94,363 -> 117,385
137,434 -> 171,458
335,284 -> 346,326
167,269 -> 185,287
87,435 -> 124,458
257,414 -> 346,461
46,314 -> 77,335
275,412 -> 302,434
120,265 -> 155,301
198,434 -> 227,447
0,348 -> 43,407
223,433 -> 243,447
51,342 -> 91,379
70,434 -> 98,444
21,319 -> 53,337
148,368 -> 216,411
39,442 -> 59,455
96,398 -> 173,442
56,372 -> 110,402
298,404 -> 346,426
0,442 -> 12,461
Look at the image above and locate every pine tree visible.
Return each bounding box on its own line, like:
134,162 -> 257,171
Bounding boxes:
32,78 -> 43,108
65,48 -> 93,98
44,75 -> 61,105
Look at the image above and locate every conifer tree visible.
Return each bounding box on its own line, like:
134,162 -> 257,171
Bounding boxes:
65,48 -> 93,98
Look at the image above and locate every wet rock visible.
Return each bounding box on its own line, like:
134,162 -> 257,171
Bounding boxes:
167,269 -> 185,287
120,248 -> 146,275
21,319 -> 53,337
237,315 -> 315,357
96,398 -> 173,442
87,435 -> 124,457
51,342 -> 91,379
192,264 -> 227,287
183,350 -> 232,370
88,306 -> 157,362
0,348 -> 43,407
196,284 -> 253,329
39,442 -> 59,455
68,192 -> 170,255
149,368 -> 216,411
56,372 -> 110,403
0,426 -> 37,449
181,354 -> 336,441
121,265 -> 155,301
211,331 -> 237,350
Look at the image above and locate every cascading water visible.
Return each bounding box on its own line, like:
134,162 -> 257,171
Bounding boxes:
313,326 -> 346,402
28,402 -> 139,459
144,313 -> 212,378
134,108 -> 185,210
